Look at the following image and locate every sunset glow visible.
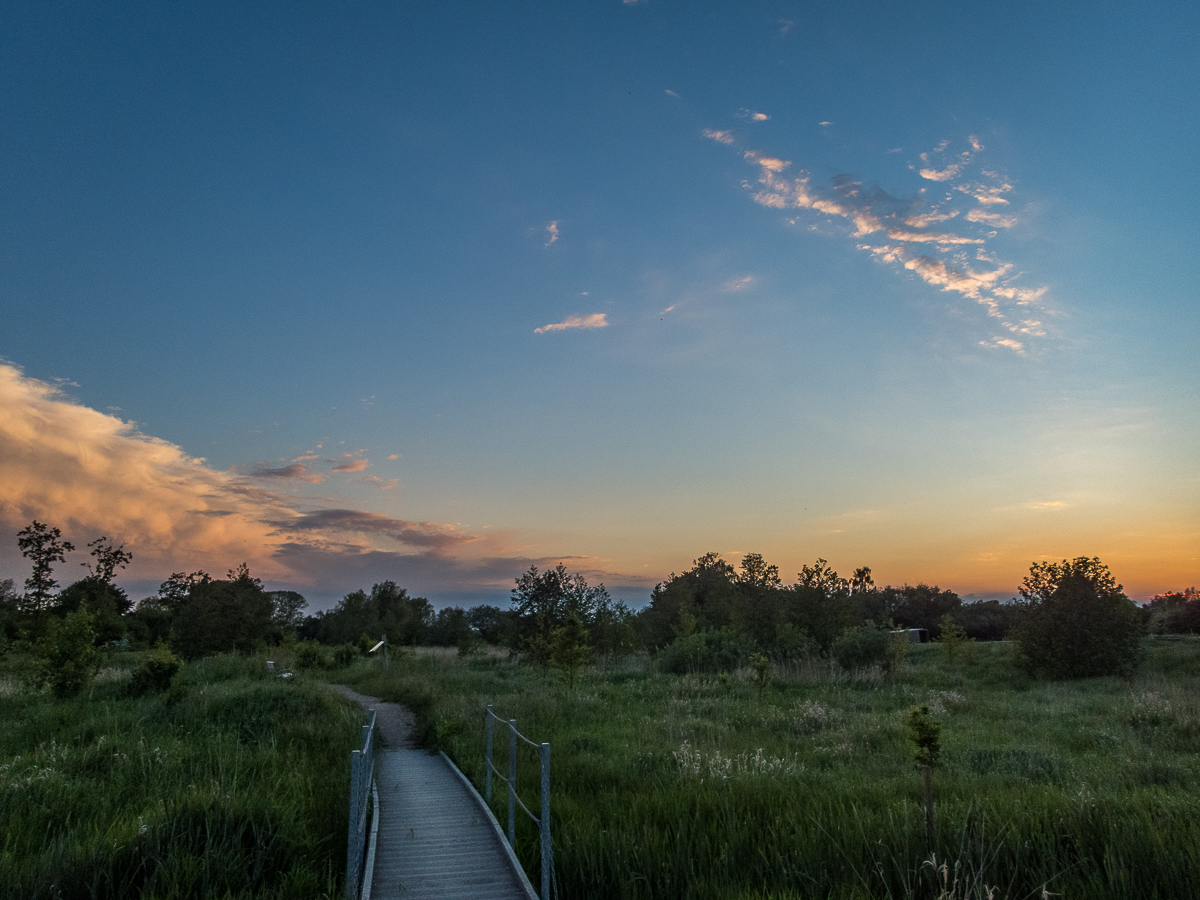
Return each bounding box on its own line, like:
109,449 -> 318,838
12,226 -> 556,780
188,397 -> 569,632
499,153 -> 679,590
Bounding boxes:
1,3 -> 1196,608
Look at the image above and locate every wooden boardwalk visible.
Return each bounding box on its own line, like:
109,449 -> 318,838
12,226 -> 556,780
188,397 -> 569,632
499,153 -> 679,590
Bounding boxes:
367,748 -> 537,900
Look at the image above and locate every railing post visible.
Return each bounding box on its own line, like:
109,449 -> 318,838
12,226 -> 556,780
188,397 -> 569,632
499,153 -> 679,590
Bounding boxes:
540,741 -> 551,900
485,705 -> 494,802
508,719 -> 517,847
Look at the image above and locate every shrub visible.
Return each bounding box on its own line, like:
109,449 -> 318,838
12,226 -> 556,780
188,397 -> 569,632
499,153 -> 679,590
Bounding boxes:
294,640 -> 330,670
26,609 -> 102,698
333,643 -> 359,668
1012,558 -> 1144,679
658,628 -> 752,674
937,613 -> 976,663
833,621 -> 892,671
128,639 -> 182,696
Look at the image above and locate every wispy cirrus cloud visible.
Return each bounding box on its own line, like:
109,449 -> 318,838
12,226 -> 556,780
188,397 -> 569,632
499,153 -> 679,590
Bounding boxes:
723,275 -> 754,292
545,220 -> 559,245
703,128 -> 1047,352
534,313 -> 608,334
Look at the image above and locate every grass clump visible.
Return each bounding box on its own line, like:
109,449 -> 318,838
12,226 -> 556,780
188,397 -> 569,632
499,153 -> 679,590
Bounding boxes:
0,649 -> 363,899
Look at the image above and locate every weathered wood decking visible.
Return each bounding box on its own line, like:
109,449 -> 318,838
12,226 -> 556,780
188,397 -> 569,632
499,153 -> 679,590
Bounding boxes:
367,748 -> 537,900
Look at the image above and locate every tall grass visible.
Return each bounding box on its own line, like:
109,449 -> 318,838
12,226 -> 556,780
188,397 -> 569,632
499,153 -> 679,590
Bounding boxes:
0,650 -> 363,899
337,639 -> 1200,899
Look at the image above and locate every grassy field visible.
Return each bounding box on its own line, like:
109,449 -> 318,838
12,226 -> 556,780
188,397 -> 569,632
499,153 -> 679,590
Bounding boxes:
336,639 -> 1200,900
0,651 -> 364,900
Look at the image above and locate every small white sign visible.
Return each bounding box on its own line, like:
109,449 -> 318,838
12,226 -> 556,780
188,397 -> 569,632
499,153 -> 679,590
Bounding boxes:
369,640 -> 385,653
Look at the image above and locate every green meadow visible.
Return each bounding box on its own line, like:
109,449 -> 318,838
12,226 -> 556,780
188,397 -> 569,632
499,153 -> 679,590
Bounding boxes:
0,652 -> 361,900
336,639 -> 1200,900
4,638 -> 1200,899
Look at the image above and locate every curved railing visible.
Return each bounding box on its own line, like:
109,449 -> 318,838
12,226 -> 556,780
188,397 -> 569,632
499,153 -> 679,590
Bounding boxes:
484,705 -> 555,900
346,709 -> 376,899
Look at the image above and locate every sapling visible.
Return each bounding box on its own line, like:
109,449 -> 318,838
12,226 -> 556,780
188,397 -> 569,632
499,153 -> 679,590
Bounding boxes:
909,704 -> 942,848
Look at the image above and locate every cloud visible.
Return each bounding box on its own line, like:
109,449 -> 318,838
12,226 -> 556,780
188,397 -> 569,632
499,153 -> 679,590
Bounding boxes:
252,463 -> 325,484
1030,501 -> 1066,509
534,313 -> 609,334
386,453 -> 399,460
332,459 -> 369,473
723,275 -> 754,292
545,221 -> 559,245
276,509 -> 476,553
0,362 -> 647,605
967,209 -> 1018,228
702,129 -> 735,145
739,109 -> 770,122
291,453 -> 319,462
818,121 -> 832,127
905,210 -> 959,227
778,18 -> 794,34
665,89 -> 679,99
711,133 -> 1049,348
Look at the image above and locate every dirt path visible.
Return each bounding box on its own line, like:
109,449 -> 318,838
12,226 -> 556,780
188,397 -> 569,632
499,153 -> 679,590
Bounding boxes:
329,684 -> 417,749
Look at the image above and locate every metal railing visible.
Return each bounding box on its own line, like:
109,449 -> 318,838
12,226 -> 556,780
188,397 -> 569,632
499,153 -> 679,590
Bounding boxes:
346,709 -> 377,899
485,705 -> 555,900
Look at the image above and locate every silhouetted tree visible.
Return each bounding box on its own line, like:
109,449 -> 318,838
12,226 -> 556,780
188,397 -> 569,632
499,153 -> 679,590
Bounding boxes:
17,521 -> 75,612
1012,557 -> 1143,679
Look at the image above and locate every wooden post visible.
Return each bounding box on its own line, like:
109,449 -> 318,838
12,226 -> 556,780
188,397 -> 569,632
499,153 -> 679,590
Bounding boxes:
922,764 -> 935,849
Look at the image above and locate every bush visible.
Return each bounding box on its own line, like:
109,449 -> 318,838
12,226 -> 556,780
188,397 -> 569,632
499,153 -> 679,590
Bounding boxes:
128,640 -> 182,696
294,640 -> 330,670
1012,559 -> 1143,679
658,628 -> 752,674
833,621 -> 892,672
26,609 -> 101,698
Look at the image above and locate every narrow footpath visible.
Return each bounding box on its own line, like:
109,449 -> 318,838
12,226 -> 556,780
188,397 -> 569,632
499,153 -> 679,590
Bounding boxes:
331,686 -> 536,900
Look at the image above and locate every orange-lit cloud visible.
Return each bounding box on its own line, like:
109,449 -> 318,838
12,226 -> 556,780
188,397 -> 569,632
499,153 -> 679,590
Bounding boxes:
0,362 -> 648,602
332,459 -> 369,473
702,128 -> 735,145
545,220 -> 559,245
534,313 -> 608,334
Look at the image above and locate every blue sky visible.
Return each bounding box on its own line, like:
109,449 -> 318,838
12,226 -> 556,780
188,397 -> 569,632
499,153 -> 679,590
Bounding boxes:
2,1 -> 1197,609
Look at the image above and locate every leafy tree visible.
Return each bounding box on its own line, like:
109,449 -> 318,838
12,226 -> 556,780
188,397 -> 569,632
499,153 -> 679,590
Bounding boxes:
268,590 -> 308,630
749,652 -> 771,700
81,536 -> 132,584
1012,557 -> 1143,679
56,577 -> 129,644
550,616 -> 592,689
937,613 -> 975,663
883,584 -> 961,633
466,604 -> 519,646
511,564 -> 610,665
638,553 -> 738,649
169,565 -> 274,659
26,609 -> 101,698
17,521 -> 75,612
428,606 -> 473,647
1145,587 -> 1200,634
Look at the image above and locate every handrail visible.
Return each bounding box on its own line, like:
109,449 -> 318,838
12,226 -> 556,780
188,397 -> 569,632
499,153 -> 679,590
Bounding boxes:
485,705 -> 555,900
346,709 -> 377,900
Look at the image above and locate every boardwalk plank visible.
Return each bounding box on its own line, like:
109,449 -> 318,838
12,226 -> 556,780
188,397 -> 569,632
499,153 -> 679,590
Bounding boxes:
369,748 -> 536,900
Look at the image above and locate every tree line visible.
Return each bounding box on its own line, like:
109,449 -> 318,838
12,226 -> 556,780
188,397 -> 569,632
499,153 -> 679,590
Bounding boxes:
3,520 -> 1194,689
